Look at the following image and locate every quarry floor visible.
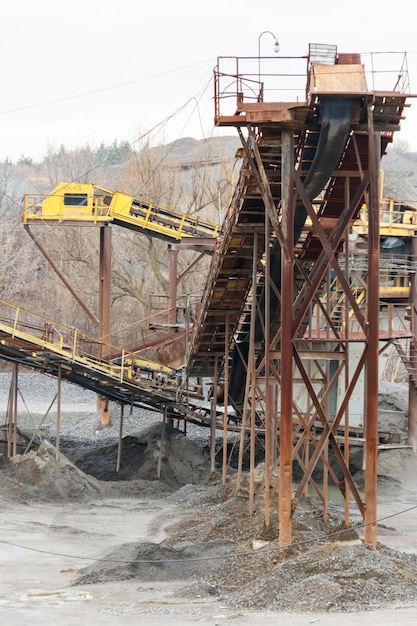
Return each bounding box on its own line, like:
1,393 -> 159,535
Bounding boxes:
0,374 -> 417,625
0,489 -> 416,625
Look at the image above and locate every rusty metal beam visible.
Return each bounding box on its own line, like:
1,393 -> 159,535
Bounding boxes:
409,236 -> 417,451
6,363 -> 18,458
363,104 -> 381,548
24,225 -> 100,326
237,233 -> 259,491
279,130 -> 294,547
264,185 -> 272,526
99,225 -> 112,426
168,246 -> 179,326
211,357 -> 218,473
222,313 -> 230,483
116,404 -> 124,473
292,174 -> 369,337
56,363 -> 61,461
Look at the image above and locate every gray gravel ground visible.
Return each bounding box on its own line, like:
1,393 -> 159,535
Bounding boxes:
1,371 -> 417,623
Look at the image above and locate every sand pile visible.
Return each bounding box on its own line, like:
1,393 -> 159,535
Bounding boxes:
0,440 -> 102,501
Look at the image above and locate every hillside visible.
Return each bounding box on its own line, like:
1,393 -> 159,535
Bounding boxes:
0,135 -> 416,341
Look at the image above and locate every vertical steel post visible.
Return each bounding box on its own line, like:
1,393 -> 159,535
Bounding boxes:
237,233 -> 258,491
248,233 -> 259,516
116,404 -> 125,473
222,313 -> 230,483
12,364 -> 18,457
56,363 -> 61,460
264,190 -> 272,525
157,408 -> 167,480
99,225 -> 112,426
168,245 -> 179,327
99,225 -> 112,350
210,357 -> 219,473
6,374 -> 13,458
408,236 -> 417,451
279,130 -> 294,547
364,105 -> 380,547
344,176 -> 351,523
7,363 -> 18,457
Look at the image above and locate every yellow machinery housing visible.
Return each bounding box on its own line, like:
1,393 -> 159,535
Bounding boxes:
23,182 -> 220,242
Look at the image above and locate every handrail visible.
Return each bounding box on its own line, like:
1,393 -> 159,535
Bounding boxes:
0,298 -> 174,380
214,55 -> 308,122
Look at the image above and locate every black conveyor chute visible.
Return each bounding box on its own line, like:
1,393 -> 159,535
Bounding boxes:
228,97 -> 353,407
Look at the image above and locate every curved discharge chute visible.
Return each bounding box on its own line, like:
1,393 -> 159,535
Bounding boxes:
228,97 -> 353,406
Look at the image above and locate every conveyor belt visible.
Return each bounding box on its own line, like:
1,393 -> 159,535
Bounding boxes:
23,183 -> 219,243
0,302 -> 182,410
188,85 -> 408,391
228,97 -> 353,405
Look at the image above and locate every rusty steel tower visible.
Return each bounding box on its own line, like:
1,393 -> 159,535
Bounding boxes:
187,43 -> 413,546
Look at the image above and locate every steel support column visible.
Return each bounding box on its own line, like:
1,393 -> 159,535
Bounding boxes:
237,233 -> 259,492
210,357 -> 219,473
117,404 -> 125,473
279,130 -> 294,546
56,363 -> 61,460
409,236 -> 417,451
222,313 -> 230,483
168,246 -> 179,327
6,363 -> 18,458
264,177 -> 272,526
364,104 -> 380,547
99,225 -> 112,426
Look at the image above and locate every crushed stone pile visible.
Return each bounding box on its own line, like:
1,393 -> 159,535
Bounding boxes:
0,440 -> 102,501
167,484 -> 417,613
65,422 -> 211,488
204,541 -> 417,613
71,480 -> 417,613
74,539 -> 233,585
0,422 -> 211,502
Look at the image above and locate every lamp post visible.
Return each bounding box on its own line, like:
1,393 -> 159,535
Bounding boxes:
258,30 -> 280,87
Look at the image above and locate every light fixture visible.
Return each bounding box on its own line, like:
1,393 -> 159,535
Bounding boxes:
258,30 -> 280,86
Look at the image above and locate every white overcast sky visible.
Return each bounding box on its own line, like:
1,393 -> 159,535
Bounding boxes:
1,0 -> 417,162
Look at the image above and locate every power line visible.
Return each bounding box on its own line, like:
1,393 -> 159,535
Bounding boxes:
0,58 -> 215,116
0,502 -> 416,565
1,80 -> 213,266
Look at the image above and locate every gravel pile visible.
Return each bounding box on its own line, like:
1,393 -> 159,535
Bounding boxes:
162,484 -> 417,613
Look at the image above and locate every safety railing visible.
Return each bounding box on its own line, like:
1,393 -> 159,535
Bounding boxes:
354,198 -> 417,232
362,51 -> 410,94
314,268 -> 415,338
311,273 -> 366,336
213,55 -> 308,123
0,299 -> 175,387
214,50 -> 411,125
125,198 -> 220,240
23,193 -> 111,225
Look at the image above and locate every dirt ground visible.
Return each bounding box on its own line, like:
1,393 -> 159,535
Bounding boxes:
1,379 -> 417,625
